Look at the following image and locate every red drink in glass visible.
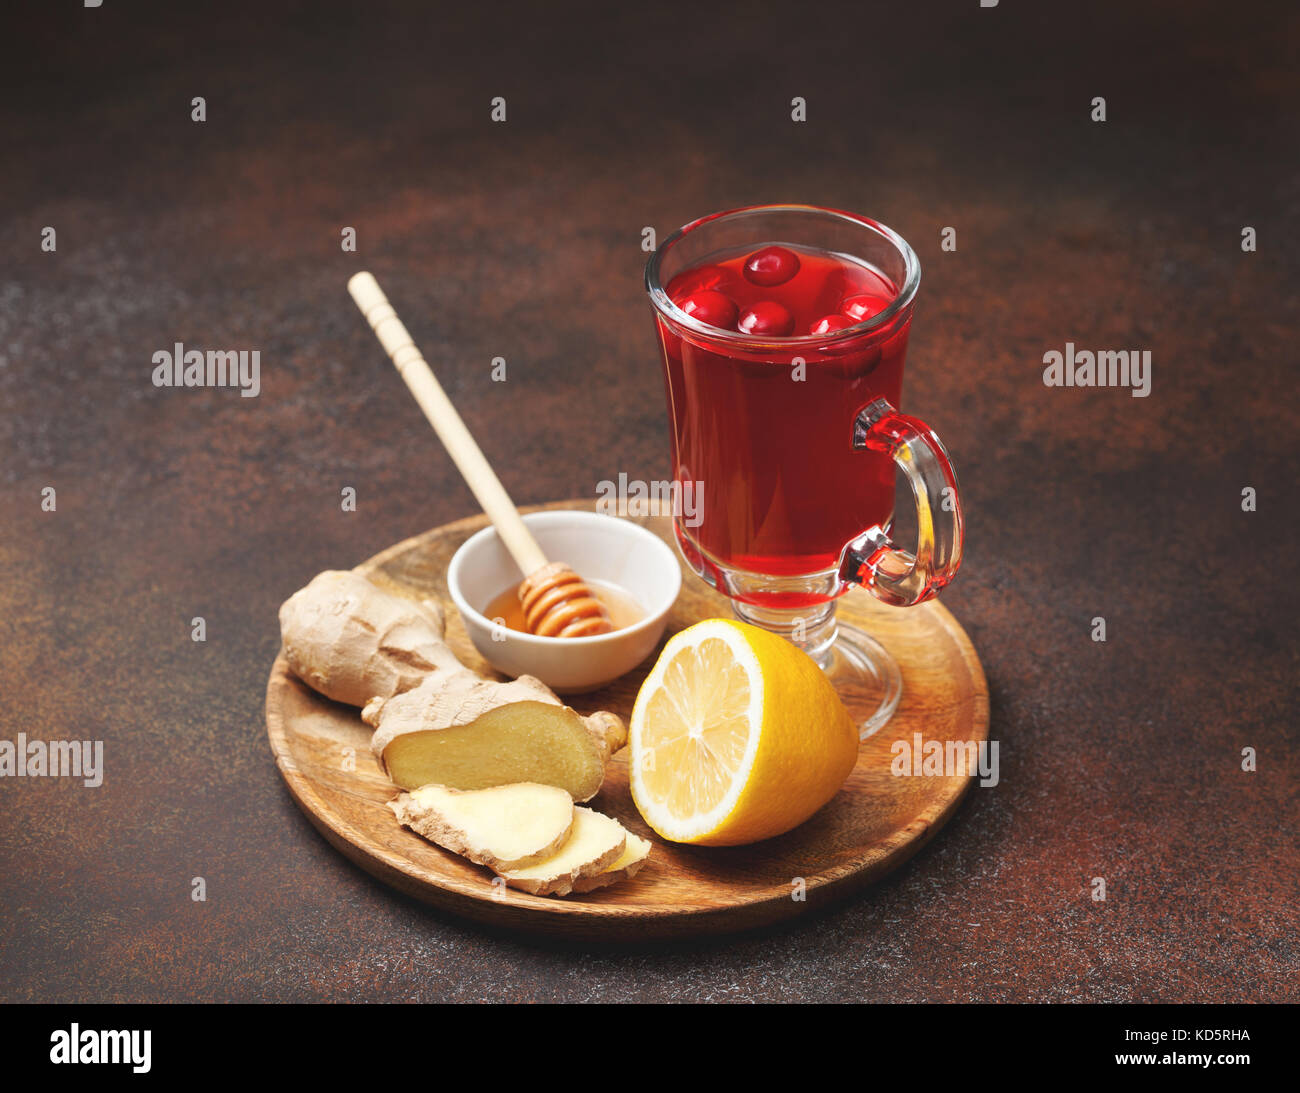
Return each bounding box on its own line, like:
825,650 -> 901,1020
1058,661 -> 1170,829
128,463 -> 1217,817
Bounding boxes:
659,243 -> 909,588
646,206 -> 963,737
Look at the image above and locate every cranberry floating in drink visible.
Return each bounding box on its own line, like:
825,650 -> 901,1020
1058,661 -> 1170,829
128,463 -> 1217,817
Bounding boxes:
743,245 -> 801,286
738,301 -> 795,336
679,290 -> 738,331
809,314 -> 853,335
647,206 -> 964,738
840,294 -> 892,323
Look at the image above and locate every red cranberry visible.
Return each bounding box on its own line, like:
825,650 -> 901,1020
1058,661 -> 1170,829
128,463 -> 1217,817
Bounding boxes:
809,314 -> 854,335
738,301 -> 795,336
743,246 -> 801,287
679,290 -> 738,330
840,294 -> 892,323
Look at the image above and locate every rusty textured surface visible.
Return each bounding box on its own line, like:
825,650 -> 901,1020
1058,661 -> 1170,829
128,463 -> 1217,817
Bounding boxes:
0,1 -> 1295,1002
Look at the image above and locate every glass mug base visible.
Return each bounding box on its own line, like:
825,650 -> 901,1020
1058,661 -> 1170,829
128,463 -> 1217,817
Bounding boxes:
680,532 -> 903,740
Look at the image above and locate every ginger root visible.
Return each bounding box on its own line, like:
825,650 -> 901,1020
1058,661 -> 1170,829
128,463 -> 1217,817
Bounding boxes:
390,783 -> 574,871
279,568 -> 627,799
279,570 -> 460,707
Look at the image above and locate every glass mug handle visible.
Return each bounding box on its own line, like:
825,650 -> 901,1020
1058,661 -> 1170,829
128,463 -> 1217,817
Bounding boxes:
838,398 -> 965,607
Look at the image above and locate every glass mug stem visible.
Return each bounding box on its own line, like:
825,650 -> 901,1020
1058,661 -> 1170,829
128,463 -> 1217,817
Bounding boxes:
731,596 -> 839,665
726,584 -> 904,740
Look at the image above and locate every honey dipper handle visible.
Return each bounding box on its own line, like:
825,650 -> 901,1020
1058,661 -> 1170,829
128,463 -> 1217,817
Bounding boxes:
347,271 -> 550,577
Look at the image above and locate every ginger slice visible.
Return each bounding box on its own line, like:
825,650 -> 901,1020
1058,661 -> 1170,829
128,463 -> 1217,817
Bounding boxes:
390,783 -> 575,872
496,807 -> 626,897
571,831 -> 652,893
367,690 -> 618,803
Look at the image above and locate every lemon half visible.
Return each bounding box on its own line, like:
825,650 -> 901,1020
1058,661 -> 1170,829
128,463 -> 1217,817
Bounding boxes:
629,619 -> 858,846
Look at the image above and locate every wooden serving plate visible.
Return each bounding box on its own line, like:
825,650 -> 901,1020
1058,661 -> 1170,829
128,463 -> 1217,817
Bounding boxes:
266,501 -> 989,940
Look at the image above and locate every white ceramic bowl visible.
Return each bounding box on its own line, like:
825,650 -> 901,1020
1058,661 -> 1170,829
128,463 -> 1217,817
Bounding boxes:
447,510 -> 681,693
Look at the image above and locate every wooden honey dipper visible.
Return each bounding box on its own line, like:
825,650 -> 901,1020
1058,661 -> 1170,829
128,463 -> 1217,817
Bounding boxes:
348,272 -> 613,639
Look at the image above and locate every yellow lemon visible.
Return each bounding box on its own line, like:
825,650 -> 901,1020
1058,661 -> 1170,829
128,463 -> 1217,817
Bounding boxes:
629,618 -> 858,845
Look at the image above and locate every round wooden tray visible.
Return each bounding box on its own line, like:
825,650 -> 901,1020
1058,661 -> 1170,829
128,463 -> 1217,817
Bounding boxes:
266,501 -> 989,940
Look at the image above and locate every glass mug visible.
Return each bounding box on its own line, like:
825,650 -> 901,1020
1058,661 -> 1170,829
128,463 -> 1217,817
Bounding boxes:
645,205 -> 964,737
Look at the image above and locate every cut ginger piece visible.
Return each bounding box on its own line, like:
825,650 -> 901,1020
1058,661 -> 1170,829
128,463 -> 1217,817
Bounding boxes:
390,783 -> 575,872
496,807 -> 626,896
571,831 -> 652,893
367,687 -> 620,802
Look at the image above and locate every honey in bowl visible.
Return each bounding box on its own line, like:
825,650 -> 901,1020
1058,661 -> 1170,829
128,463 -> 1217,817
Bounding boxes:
483,579 -> 645,636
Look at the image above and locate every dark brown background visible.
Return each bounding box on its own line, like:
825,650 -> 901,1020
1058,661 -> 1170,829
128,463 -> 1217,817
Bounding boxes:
0,0 -> 1295,1003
